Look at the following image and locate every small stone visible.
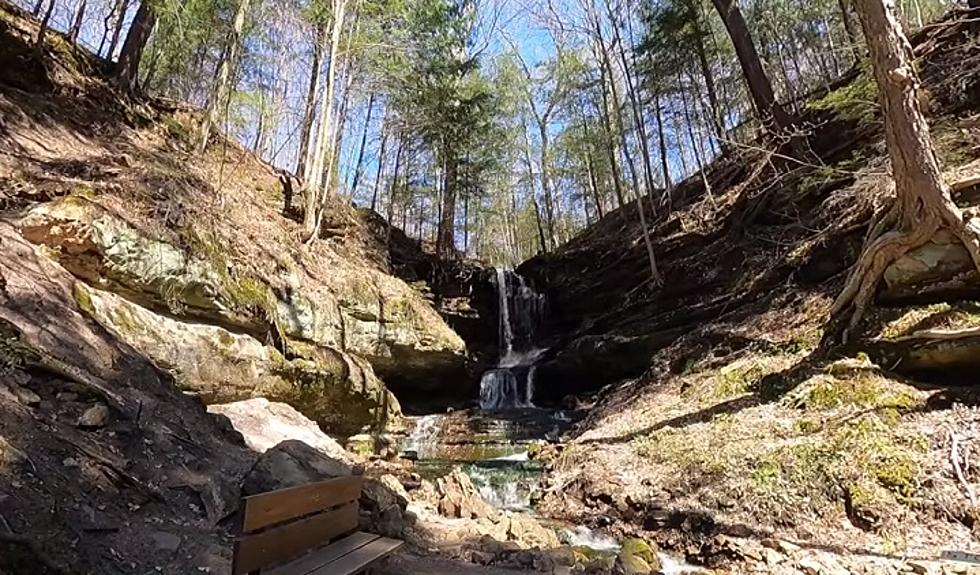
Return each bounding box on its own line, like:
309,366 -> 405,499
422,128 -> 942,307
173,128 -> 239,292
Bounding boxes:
57,392 -> 79,402
12,386 -> 41,407
798,557 -> 824,575
77,403 -> 110,428
763,538 -> 801,555
765,548 -> 784,565
151,531 -> 181,551
907,561 -> 935,575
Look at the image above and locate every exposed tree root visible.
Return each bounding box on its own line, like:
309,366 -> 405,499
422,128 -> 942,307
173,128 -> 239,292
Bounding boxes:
830,195 -> 980,342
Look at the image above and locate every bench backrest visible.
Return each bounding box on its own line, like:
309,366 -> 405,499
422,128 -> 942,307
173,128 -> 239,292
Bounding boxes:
232,475 -> 363,575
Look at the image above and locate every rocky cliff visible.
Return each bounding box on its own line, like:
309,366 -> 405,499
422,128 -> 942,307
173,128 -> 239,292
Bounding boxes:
0,0 -> 478,435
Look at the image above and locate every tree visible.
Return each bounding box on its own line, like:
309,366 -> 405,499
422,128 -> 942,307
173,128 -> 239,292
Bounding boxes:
199,0 -> 254,151
830,0 -> 980,338
115,0 -> 157,92
709,0 -> 793,131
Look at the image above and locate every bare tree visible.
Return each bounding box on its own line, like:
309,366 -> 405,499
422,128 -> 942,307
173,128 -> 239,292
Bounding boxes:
200,0 -> 253,151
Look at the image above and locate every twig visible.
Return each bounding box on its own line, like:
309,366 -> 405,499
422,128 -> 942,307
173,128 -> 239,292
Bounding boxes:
890,326 -> 980,342
950,428 -> 977,508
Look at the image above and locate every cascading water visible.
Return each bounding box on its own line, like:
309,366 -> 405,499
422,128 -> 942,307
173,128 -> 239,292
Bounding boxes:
479,268 -> 547,410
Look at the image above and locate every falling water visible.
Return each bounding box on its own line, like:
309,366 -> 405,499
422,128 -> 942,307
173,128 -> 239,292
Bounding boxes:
480,268 -> 546,410
403,414 -> 442,459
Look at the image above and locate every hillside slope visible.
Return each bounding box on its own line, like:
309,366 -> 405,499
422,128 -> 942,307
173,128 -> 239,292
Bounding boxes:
523,7 -> 980,572
0,1 -> 481,435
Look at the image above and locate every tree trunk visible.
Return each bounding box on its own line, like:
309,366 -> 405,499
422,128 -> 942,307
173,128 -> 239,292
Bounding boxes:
296,25 -> 324,178
70,0 -> 88,42
831,0 -> 980,337
199,0 -> 251,151
691,7 -> 725,143
370,128 -> 391,212
114,0 -> 156,92
32,0 -> 44,17
537,122 -> 558,249
34,0 -> 55,52
710,0 -> 792,131
303,0 -> 350,243
349,94 -> 376,197
437,153 -> 457,259
838,0 -> 864,63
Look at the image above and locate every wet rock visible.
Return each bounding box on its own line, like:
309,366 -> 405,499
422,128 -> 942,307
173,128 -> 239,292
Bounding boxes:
617,553 -> 652,574
77,403 -> 109,428
208,398 -> 356,464
503,512 -> 560,549
619,538 -> 661,573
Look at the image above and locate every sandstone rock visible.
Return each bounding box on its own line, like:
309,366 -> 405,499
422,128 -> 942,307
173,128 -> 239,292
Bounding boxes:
361,474 -> 413,538
208,398 -> 356,465
77,403 -> 109,428
799,557 -> 824,575
883,237 -> 973,292
21,197 -> 468,394
435,469 -> 498,520
13,386 -> 40,407
80,284 -> 400,435
504,512 -> 560,549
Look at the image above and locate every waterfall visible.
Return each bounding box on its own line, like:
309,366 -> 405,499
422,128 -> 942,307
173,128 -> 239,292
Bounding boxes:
404,414 -> 442,459
479,268 -> 546,410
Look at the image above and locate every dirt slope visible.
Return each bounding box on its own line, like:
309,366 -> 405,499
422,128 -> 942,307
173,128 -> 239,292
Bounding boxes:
523,7 -> 980,573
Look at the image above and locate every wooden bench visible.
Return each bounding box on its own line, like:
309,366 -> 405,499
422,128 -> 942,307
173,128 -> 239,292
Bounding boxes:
233,476 -> 403,575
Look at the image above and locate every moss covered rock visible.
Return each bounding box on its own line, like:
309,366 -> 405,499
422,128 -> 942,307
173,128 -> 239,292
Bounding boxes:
77,284 -> 400,435
20,197 -> 468,391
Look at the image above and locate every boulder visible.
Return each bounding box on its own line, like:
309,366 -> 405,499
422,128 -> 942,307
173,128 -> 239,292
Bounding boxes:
242,440 -> 355,496
881,233 -> 980,302
20,197 -> 469,392
435,468 -> 498,520
241,441 -> 410,537
79,284 -> 400,436
207,398 -> 356,464
503,512 -> 560,549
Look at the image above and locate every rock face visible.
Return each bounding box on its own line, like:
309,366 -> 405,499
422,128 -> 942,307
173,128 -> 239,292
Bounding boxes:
19,197 -> 471,431
881,232 -> 980,303
77,284 -> 399,435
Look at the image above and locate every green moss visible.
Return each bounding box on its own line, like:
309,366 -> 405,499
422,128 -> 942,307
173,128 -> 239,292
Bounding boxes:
217,331 -> 236,347
808,63 -> 879,124
162,115 -> 193,144
73,283 -> 95,316
714,362 -> 765,398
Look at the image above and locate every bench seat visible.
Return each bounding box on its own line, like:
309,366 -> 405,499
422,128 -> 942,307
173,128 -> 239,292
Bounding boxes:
265,532 -> 403,575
